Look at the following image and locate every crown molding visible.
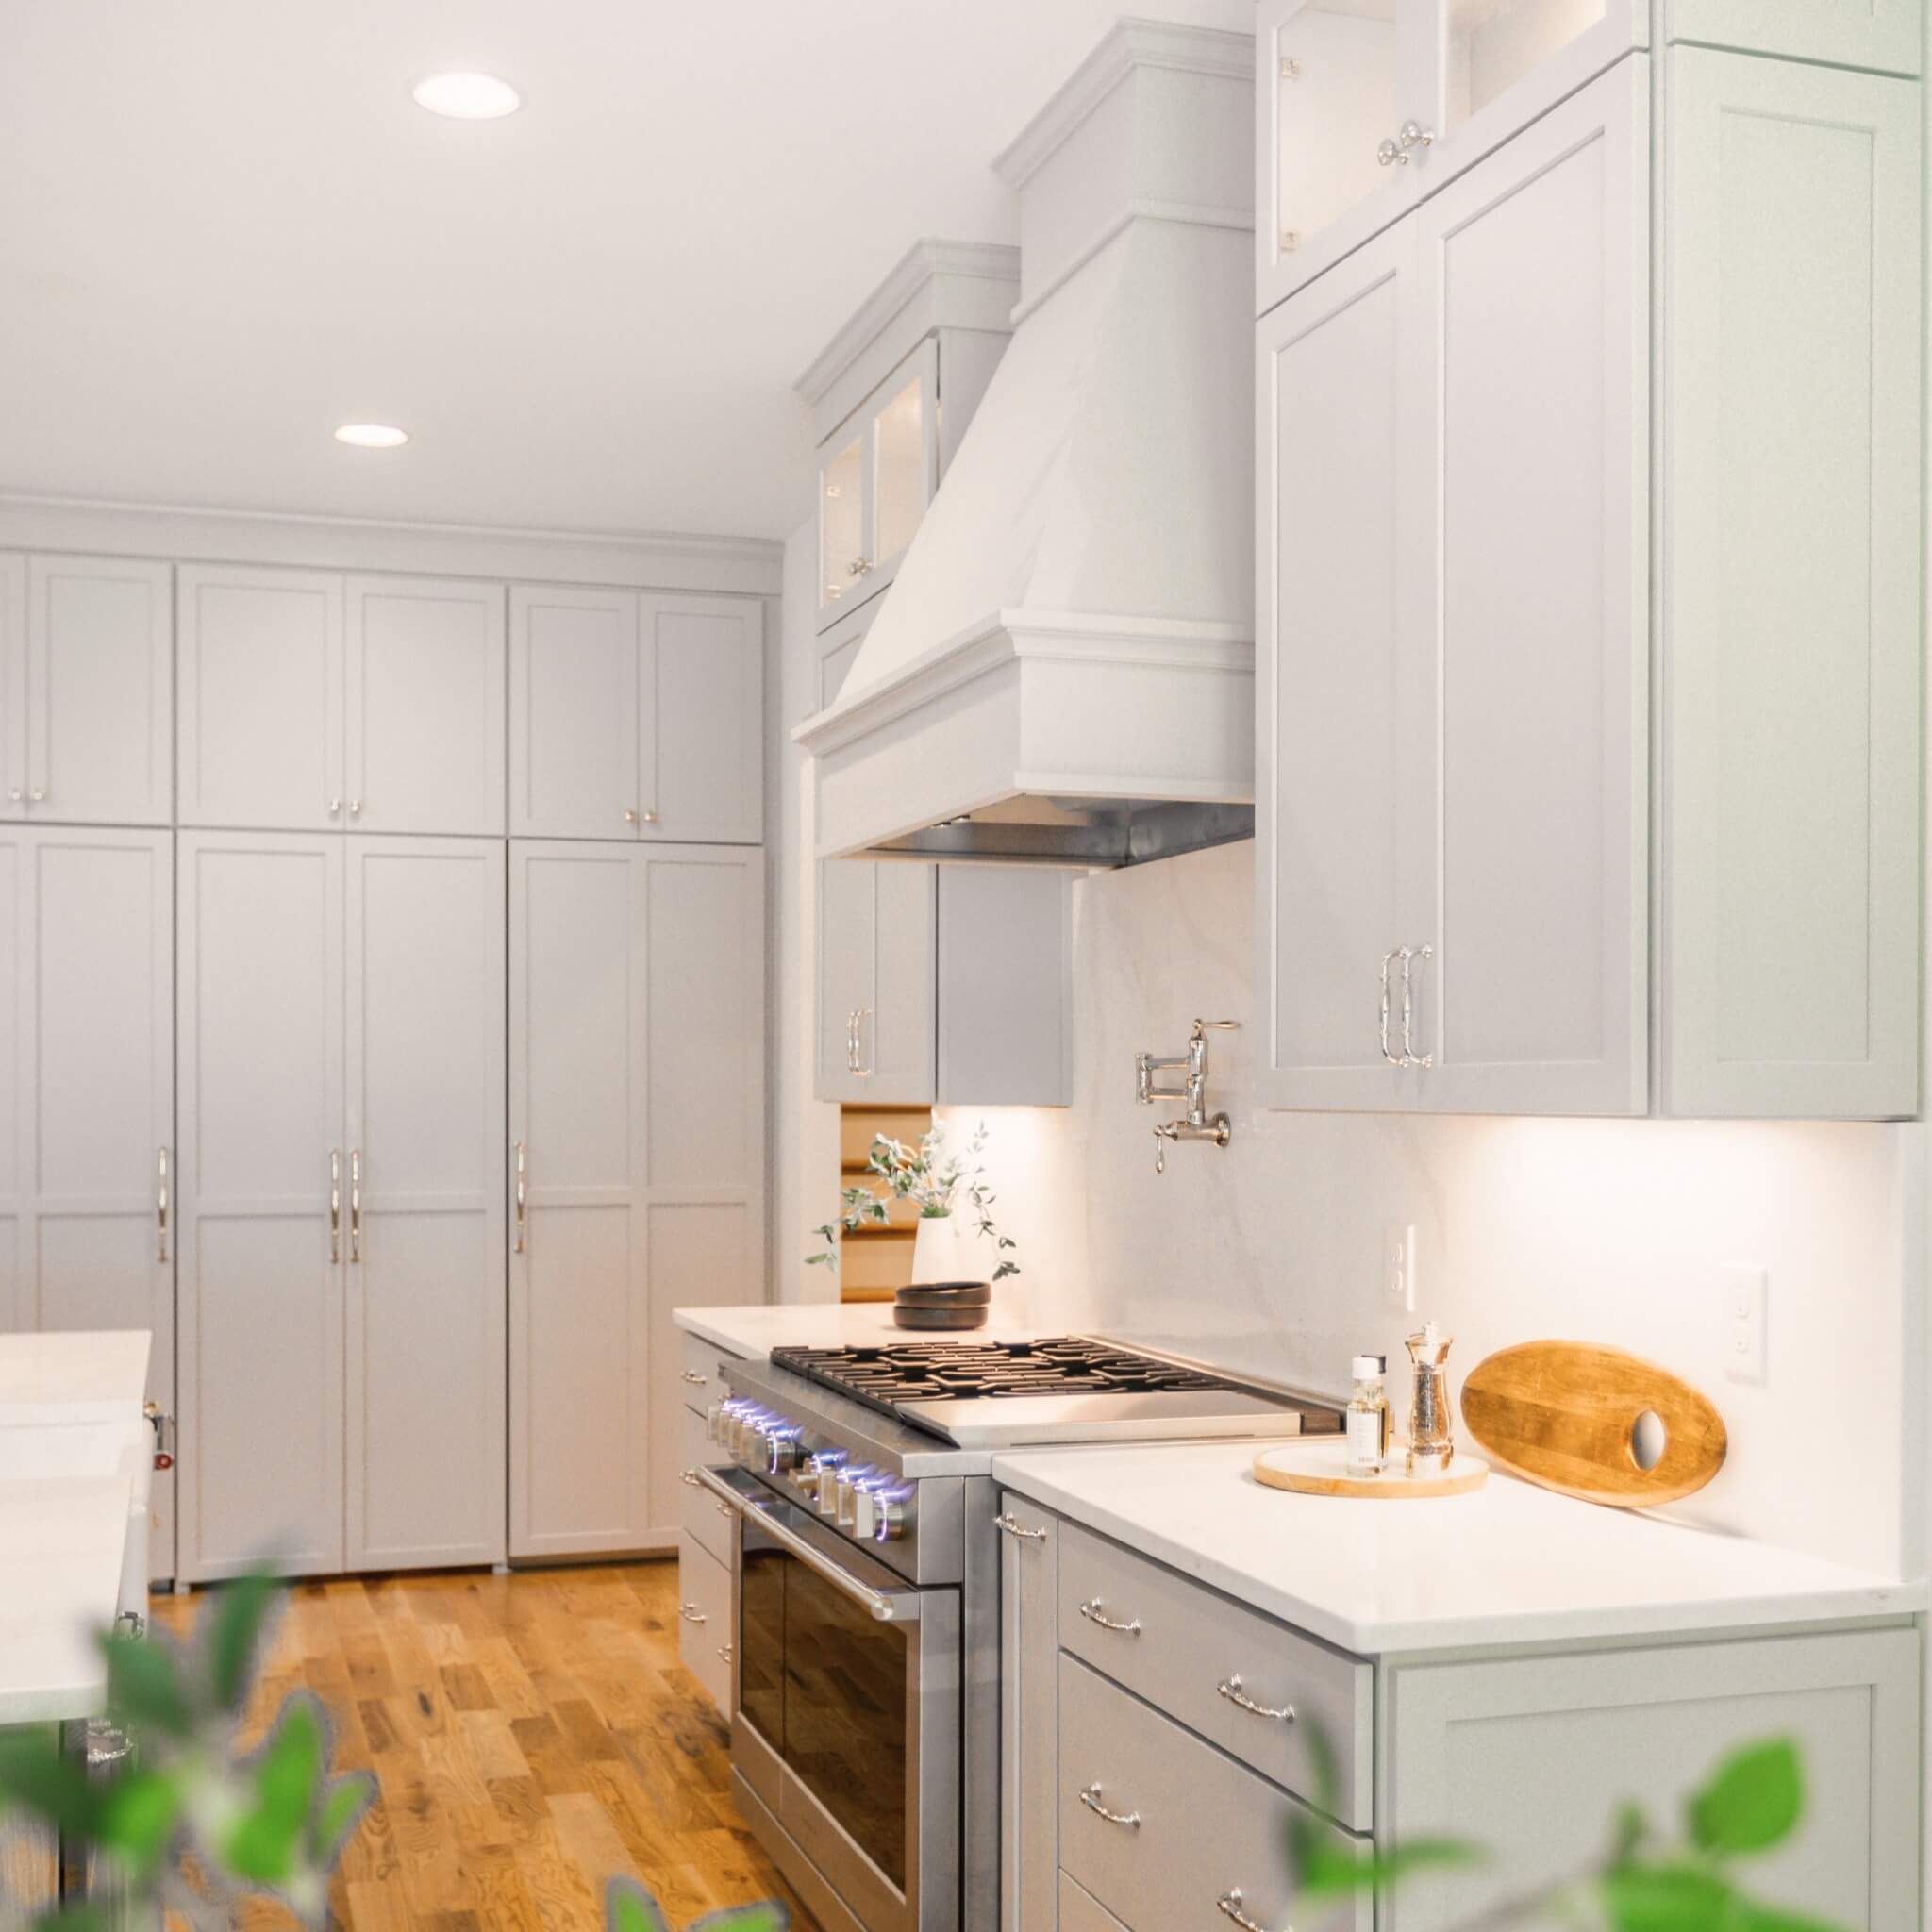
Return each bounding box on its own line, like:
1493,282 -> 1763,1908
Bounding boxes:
992,19 -> 1257,191
792,238 -> 1023,405
0,492 -> 785,595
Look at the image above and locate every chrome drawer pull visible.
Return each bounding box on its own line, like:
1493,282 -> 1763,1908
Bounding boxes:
680,1369 -> 708,1387
677,1603 -> 708,1625
1217,1674 -> 1295,1724
1078,1784 -> 1140,1829
1078,1597 -> 1141,1635
994,1512 -> 1047,1541
1217,1888 -> 1273,1932
679,1469 -> 703,1489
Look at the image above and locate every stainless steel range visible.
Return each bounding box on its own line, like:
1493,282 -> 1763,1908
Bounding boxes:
691,1336 -> 1341,1932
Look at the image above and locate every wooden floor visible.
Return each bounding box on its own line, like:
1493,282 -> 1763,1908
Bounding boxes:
150,1558 -> 817,1932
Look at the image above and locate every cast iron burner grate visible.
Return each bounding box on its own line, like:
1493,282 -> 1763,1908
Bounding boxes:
768,1337 -> 1239,1422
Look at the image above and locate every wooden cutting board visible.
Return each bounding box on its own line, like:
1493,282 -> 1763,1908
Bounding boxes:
1254,1441 -> 1488,1499
1460,1341 -> 1726,1507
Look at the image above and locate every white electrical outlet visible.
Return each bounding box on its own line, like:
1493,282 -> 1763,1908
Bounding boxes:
1384,1223 -> 1417,1311
1723,1263 -> 1768,1385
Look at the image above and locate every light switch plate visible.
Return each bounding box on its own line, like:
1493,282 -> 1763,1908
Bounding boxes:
1384,1223 -> 1417,1311
1723,1263 -> 1768,1385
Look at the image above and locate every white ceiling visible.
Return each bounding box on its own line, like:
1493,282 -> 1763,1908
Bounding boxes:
0,2 -> 1253,542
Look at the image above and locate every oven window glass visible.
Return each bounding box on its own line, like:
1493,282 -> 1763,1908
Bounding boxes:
739,1541 -> 788,1757
782,1557 -> 908,1890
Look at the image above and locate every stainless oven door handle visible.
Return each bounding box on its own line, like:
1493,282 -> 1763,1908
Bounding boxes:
694,1465 -> 922,1624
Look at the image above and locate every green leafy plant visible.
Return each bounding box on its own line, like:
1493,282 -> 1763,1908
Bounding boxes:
806,1118 -> 1018,1280
1289,1733 -> 1842,1931
606,1876 -> 788,1932
0,1567 -> 373,1929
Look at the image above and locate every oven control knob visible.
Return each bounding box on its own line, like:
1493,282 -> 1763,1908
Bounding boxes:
708,1399 -> 741,1445
732,1407 -> 773,1459
766,1427 -> 802,1475
872,1484 -> 914,1542
809,1450 -> 849,1513
834,1464 -> 876,1530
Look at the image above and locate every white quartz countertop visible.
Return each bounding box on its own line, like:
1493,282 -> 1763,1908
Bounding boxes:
0,1329 -> 151,1424
673,1299 -> 1043,1357
990,1441 -> 1924,1656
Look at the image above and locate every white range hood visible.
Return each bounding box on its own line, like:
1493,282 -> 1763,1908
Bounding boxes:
796,20 -> 1257,868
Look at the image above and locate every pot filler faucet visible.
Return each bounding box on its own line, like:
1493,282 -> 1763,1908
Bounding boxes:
1136,1019 -> 1237,1173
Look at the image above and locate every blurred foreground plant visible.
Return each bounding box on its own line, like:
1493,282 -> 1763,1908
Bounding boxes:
1290,1731 -> 1844,1931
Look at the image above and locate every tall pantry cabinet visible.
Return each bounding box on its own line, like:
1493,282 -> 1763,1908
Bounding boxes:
1255,2 -> 1923,1120
0,527 -> 771,1587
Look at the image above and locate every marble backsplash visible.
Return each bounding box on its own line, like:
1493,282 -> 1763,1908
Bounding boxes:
938,840 -> 1909,1575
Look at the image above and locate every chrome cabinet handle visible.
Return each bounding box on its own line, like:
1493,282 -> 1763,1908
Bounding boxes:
348,799 -> 362,818
994,1512 -> 1048,1541
1378,120 -> 1434,167
348,1148 -> 362,1261
845,1008 -> 859,1074
846,558 -> 874,577
854,1007 -> 873,1078
1077,1597 -> 1141,1635
1217,1889 -> 1271,1932
1218,1674 -> 1296,1723
1378,136 -> 1408,165
27,788 -> 44,803
1078,1784 -> 1140,1829
328,798 -> 343,817
329,1150 -> 341,1262
641,809 -> 658,824
680,1469 -> 703,1488
625,808 -> 639,824
680,1369 -> 708,1388
1379,950 -> 1404,1065
156,1147 -> 170,1263
677,1603 -> 708,1625
717,1644 -> 733,1665
514,1141 -> 526,1253
1400,944 -> 1434,1069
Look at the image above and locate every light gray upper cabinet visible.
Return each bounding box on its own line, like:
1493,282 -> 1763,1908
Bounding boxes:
0,556 -> 174,827
176,831 -> 346,1580
180,563 -> 509,836
177,830 -> 508,1582
0,824 -> 175,1579
1658,51 -> 1922,1119
345,575 -> 506,836
342,836 -> 506,1572
508,840 -> 763,1559
178,566 -> 346,833
1664,0 -> 1919,74
1255,0 -> 1647,316
1258,45 -> 1922,1120
812,605 -> 1072,1107
510,586 -> 763,843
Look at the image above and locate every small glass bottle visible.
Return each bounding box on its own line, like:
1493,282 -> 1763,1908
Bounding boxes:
1345,1354 -> 1391,1477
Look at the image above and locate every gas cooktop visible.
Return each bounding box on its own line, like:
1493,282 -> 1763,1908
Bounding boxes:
766,1336 -> 1342,1449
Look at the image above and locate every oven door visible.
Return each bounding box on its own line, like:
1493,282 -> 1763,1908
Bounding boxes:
701,1464 -> 960,1932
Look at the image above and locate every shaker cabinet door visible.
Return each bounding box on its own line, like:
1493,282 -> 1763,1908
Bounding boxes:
343,837 -> 506,1571
1659,53 -> 1922,1118
0,558 -> 24,823
176,831 -> 346,1580
346,575 -> 506,836
26,556 -> 173,826
1256,217 -> 1432,1111
177,565 -> 345,832
638,592 -> 763,844
508,586 -> 640,841
1408,57 -> 1649,1115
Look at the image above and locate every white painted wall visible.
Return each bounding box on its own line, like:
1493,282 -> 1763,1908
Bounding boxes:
937,841 -> 1907,1576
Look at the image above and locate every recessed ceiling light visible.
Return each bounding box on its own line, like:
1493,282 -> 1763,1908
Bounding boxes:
412,72 -> 521,120
335,423 -> 409,449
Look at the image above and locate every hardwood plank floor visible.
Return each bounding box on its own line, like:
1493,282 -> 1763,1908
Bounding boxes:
149,1559 -> 817,1932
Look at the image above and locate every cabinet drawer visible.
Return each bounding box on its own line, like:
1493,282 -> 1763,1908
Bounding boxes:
1058,1656 -> 1370,1932
676,1532 -> 732,1711
678,1405 -> 732,1566
1058,1871 -> 1128,1932
678,1333 -> 734,1415
1058,1520 -> 1372,1829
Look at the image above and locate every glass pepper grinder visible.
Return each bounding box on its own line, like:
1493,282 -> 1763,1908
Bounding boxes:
1405,1321 -> 1456,1476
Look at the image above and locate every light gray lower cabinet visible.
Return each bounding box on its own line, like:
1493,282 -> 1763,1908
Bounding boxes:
508,841 -> 764,1559
1001,1495 -> 1919,1932
676,1331 -> 741,1715
0,825 -> 175,1582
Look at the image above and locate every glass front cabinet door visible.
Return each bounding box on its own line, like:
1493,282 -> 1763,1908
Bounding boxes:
814,338 -> 940,631
1257,0 -> 1643,315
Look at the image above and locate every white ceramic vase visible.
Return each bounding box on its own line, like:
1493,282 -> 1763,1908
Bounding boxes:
908,1210 -> 975,1286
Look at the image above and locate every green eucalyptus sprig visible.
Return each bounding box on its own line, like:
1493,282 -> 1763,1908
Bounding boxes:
806,1119 -> 1019,1281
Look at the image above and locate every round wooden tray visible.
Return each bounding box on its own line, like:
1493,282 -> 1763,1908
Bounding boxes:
1253,1441 -> 1489,1499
